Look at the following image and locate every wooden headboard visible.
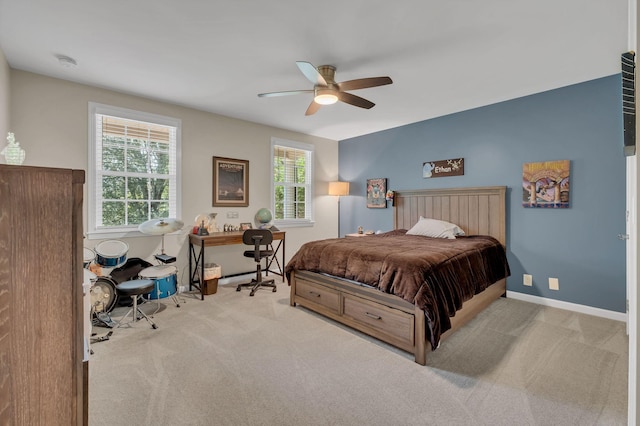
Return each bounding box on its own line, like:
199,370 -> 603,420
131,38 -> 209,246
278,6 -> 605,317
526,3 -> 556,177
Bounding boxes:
393,186 -> 506,246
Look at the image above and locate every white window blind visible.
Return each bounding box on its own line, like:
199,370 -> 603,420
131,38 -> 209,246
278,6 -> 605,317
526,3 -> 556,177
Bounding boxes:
88,103 -> 181,236
271,138 -> 314,227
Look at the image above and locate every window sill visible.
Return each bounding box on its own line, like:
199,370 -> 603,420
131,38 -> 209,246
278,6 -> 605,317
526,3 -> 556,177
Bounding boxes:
274,220 -> 315,229
86,229 -> 182,240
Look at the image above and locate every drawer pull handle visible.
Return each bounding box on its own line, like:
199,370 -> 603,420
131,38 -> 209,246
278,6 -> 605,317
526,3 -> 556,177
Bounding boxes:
365,312 -> 382,320
308,291 -> 321,298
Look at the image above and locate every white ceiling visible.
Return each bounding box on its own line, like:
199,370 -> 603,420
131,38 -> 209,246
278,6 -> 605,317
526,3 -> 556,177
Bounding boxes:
0,0 -> 630,141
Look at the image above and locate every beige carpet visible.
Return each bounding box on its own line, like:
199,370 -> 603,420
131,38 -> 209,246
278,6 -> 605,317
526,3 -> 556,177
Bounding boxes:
88,282 -> 627,425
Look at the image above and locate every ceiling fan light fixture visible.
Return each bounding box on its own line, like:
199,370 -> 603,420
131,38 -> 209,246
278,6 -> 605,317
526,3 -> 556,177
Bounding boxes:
258,61 -> 392,114
314,89 -> 338,105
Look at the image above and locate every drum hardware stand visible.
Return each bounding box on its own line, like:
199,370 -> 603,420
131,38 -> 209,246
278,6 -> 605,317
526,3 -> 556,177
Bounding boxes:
89,303 -> 114,354
137,217 -> 186,312
156,238 -> 181,309
157,231 -> 177,260
93,311 -> 116,328
90,331 -> 113,353
155,253 -> 175,263
90,296 -> 116,328
116,293 -> 158,329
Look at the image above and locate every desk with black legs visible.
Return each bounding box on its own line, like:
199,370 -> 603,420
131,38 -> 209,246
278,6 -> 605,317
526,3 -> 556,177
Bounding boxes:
188,230 -> 286,300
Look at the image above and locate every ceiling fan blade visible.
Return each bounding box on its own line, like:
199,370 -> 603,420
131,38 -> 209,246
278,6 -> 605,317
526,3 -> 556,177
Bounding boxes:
296,61 -> 327,86
258,90 -> 313,98
305,100 -> 321,116
337,92 -> 375,109
338,76 -> 393,91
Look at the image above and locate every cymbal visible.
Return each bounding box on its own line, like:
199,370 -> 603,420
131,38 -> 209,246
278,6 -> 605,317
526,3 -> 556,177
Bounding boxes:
138,218 -> 185,235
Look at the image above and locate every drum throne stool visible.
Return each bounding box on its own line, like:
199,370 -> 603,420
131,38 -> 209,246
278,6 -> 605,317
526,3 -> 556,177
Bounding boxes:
115,279 -> 158,329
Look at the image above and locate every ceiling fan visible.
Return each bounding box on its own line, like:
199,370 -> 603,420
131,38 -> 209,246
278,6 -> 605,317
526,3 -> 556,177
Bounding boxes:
258,61 -> 393,116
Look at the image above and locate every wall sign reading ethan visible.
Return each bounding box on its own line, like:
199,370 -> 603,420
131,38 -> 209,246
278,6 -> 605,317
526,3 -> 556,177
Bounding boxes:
422,158 -> 464,178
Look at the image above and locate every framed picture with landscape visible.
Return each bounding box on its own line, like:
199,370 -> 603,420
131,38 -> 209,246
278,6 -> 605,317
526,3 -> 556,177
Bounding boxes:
212,156 -> 249,207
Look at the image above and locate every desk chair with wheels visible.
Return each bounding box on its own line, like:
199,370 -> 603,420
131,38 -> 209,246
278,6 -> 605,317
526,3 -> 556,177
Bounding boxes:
236,229 -> 277,296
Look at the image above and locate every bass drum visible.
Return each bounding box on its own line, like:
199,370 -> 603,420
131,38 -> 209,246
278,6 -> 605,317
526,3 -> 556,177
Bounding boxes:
90,276 -> 117,315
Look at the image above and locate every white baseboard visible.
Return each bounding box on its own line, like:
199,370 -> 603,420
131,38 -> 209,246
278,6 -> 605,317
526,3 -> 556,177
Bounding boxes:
218,273 -> 255,286
506,291 -> 627,323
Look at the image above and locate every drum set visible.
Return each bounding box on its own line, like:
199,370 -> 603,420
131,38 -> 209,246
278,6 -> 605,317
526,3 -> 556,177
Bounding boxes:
84,218 -> 184,330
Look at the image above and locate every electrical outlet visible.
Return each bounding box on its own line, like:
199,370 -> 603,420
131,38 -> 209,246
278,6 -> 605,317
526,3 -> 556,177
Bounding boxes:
549,278 -> 559,291
523,274 -> 533,286
227,211 -> 239,219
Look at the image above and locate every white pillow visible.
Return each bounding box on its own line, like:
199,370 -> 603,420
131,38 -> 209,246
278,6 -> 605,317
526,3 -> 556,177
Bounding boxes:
406,217 -> 465,239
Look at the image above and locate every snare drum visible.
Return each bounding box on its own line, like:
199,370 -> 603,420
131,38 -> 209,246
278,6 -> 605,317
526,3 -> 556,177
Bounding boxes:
139,265 -> 178,299
83,247 -> 95,268
90,276 -> 117,314
94,240 -> 129,268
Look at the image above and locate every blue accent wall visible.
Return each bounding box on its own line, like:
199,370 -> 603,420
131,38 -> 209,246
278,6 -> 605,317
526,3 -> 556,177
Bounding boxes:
339,75 -> 626,312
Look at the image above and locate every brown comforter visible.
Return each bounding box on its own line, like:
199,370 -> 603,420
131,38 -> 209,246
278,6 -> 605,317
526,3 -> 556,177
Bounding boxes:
285,229 -> 510,348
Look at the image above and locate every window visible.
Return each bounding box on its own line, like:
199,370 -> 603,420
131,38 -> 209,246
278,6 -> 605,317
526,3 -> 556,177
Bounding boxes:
271,138 -> 314,227
88,103 -> 181,237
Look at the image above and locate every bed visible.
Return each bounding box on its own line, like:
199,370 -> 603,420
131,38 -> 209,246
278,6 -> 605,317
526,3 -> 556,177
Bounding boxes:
287,186 -> 509,365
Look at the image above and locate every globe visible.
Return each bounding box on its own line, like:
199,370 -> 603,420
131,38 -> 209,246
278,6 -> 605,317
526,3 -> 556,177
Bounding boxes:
254,208 -> 273,229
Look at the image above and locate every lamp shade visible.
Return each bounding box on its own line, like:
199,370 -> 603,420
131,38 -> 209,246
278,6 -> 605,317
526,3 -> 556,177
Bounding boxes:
328,181 -> 349,196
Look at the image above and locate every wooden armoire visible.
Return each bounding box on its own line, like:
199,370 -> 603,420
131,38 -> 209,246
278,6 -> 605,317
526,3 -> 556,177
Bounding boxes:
0,164 -> 87,425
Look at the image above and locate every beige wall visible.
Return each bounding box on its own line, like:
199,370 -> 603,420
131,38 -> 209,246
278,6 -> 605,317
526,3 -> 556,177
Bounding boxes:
0,48 -> 9,147
10,70 -> 339,282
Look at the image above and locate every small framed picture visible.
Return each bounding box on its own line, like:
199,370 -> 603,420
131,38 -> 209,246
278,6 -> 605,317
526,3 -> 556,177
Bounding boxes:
366,178 -> 387,209
240,222 -> 252,231
213,156 -> 249,207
